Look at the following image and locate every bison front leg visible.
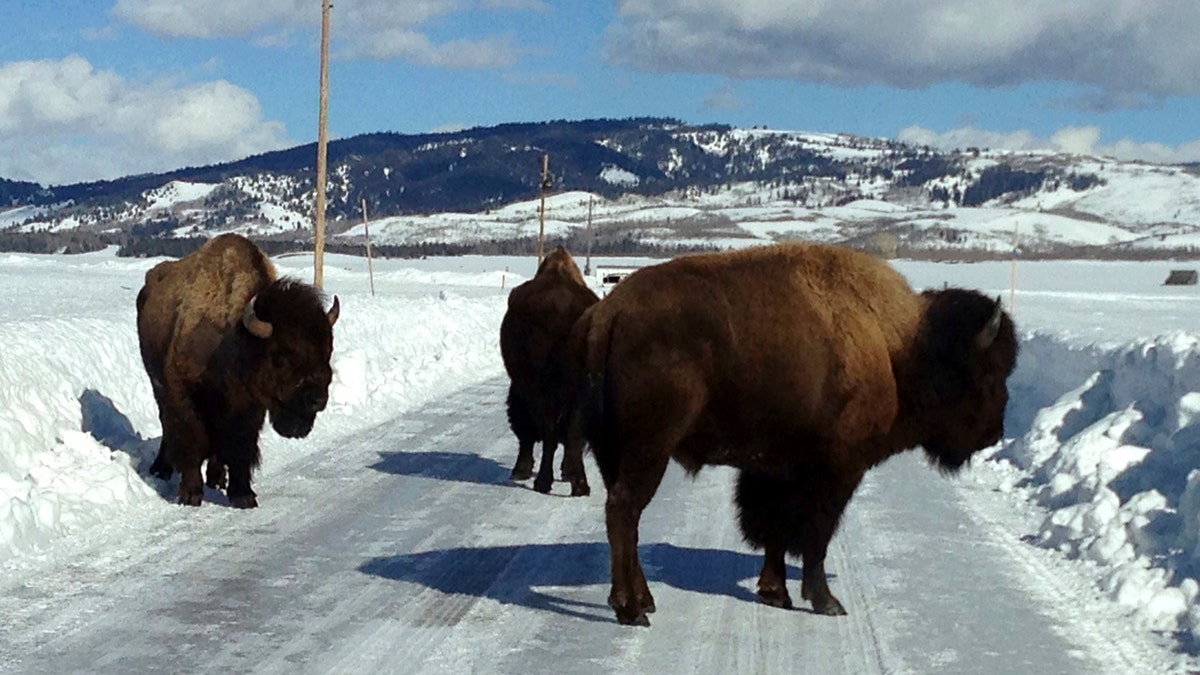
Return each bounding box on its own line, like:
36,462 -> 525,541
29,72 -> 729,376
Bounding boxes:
735,470 -> 795,609
218,410 -> 264,509
796,469 -> 862,616
226,464 -> 258,509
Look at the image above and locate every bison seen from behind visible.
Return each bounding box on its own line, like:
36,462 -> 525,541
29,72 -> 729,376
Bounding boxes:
499,246 -> 598,496
137,233 -> 339,508
572,242 -> 1018,625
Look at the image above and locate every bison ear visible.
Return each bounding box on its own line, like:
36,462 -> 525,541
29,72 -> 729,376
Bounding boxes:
974,295 -> 1002,351
327,295 -> 340,326
242,296 -> 273,339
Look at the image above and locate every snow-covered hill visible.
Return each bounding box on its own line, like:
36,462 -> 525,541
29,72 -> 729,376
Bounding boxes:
5,120 -> 1200,258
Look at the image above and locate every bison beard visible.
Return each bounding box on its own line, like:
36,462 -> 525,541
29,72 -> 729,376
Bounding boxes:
573,242 -> 1018,626
138,234 -> 338,509
499,246 -> 598,496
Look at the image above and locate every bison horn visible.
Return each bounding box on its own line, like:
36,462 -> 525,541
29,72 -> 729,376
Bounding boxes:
242,296 -> 273,339
975,296 -> 1003,350
327,295 -> 340,326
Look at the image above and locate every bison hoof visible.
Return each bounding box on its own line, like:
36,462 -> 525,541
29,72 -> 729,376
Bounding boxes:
808,595 -> 846,616
510,467 -> 533,481
177,492 -> 203,507
612,605 -> 651,627
230,495 -> 259,509
533,475 -> 553,494
758,589 -> 794,610
609,595 -> 652,626
570,482 -> 591,497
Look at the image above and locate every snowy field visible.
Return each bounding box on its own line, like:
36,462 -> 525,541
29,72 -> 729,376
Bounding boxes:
3,246 -> 1200,671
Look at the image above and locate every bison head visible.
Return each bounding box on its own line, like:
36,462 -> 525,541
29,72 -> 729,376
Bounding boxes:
242,279 -> 340,439
537,246 -> 586,286
914,289 -> 1018,472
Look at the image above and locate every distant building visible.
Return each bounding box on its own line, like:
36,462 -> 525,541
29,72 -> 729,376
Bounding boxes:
1164,269 -> 1198,285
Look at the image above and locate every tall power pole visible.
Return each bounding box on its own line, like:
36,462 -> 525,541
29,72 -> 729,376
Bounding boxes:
536,153 -> 550,265
313,0 -> 332,289
584,195 -> 594,276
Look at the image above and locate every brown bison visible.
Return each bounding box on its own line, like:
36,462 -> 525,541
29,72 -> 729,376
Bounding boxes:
572,242 -> 1018,625
499,246 -> 598,496
137,233 -> 340,508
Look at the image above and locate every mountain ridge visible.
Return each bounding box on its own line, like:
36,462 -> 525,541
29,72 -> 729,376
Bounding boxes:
2,117 -> 1199,259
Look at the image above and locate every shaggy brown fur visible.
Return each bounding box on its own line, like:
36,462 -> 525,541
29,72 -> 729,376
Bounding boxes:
137,233 -> 340,508
571,242 -> 1018,625
499,247 -> 598,495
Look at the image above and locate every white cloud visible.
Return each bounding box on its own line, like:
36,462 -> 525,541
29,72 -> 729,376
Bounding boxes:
116,0 -> 533,70
112,0 -> 311,39
897,124 -> 1200,164
605,1 -> 1200,102
343,30 -> 521,69
0,56 -> 289,185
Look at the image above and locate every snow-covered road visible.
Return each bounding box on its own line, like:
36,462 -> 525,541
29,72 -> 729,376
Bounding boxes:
0,377 -> 1168,674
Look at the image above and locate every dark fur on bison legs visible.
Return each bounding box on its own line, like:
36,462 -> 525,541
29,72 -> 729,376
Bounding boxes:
149,445 -> 173,481
177,465 -> 205,507
506,387 -> 537,481
735,467 -> 858,616
205,460 -> 227,490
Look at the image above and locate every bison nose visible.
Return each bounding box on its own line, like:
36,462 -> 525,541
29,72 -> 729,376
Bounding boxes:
303,387 -> 328,413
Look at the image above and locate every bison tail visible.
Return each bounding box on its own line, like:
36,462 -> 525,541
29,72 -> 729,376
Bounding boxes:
578,309 -> 619,482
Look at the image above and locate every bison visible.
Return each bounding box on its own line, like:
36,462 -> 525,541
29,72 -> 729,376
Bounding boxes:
499,246 -> 598,496
137,233 -> 340,508
571,242 -> 1018,625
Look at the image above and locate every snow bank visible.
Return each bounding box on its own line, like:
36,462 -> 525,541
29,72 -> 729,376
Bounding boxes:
0,251 -> 510,561
986,331 -> 1200,636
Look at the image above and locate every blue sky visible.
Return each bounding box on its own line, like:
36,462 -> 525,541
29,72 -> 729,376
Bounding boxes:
4,0 -> 1200,185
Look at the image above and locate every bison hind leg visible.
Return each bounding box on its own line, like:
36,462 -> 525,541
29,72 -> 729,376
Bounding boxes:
506,388 -> 537,481
149,444 -> 173,481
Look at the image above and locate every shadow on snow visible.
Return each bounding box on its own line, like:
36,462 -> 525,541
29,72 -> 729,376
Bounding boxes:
360,541 -> 808,624
78,387 -> 234,507
369,449 -> 536,490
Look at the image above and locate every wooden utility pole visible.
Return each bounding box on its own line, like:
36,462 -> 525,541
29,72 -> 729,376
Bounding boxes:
313,0 -> 332,289
1009,219 -> 1019,312
362,198 -> 376,296
536,153 -> 550,265
584,195 -> 594,275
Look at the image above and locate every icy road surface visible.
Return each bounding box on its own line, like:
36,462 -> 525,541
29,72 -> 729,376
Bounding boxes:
0,379 -> 1158,673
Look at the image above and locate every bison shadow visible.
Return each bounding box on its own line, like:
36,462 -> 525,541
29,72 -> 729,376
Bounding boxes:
368,450 -> 524,489
78,388 -> 234,506
360,541 -> 807,624
80,388 -> 160,475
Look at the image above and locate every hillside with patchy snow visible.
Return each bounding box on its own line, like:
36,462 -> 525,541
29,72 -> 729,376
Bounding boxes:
4,119 -> 1200,259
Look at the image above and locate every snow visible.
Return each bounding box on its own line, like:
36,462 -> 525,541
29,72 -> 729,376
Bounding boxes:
600,165 -> 640,186
143,181 -> 219,211
3,246 -> 1200,669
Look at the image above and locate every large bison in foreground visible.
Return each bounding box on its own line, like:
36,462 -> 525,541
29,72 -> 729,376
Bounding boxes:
137,233 -> 340,508
499,246 -> 598,495
572,242 -> 1018,625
